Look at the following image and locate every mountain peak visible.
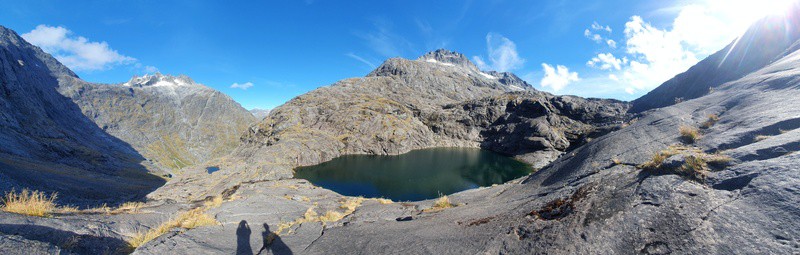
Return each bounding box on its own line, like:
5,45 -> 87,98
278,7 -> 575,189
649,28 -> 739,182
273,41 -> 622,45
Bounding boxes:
124,73 -> 197,88
417,49 -> 477,69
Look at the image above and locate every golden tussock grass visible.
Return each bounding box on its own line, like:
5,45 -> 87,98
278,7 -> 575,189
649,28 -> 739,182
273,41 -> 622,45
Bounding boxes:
754,135 -> 771,142
373,198 -> 393,205
127,195 -> 223,248
1,189 -> 57,217
128,207 -> 219,248
274,196 -> 368,236
700,114 -> 720,129
679,125 -> 701,144
638,145 -> 733,182
423,195 -> 455,212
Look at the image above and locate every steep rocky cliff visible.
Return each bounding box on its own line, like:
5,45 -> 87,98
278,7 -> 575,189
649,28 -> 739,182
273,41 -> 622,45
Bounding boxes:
0,25 -> 255,204
0,25 -> 163,204
59,73 -> 255,172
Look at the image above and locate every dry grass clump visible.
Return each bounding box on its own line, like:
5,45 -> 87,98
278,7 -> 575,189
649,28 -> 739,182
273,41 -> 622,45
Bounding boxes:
700,114 -> 720,129
638,145 -> 692,171
203,195 -> 224,208
754,135 -> 771,142
423,195 -> 455,212
128,207 -> 219,248
679,156 -> 709,181
340,197 -> 365,212
274,196 -> 368,236
679,125 -> 701,144
128,194 -> 224,248
318,210 -> 346,223
88,204 -> 111,214
611,157 -> 622,165
109,202 -> 145,214
177,208 -> 219,229
1,189 -> 57,217
638,145 -> 733,182
58,205 -> 80,214
374,198 -> 393,204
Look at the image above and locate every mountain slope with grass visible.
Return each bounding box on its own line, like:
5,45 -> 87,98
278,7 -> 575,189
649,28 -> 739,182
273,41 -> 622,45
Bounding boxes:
0,25 -> 254,205
58,73 -> 256,172
147,49 -> 628,202
0,25 -> 164,204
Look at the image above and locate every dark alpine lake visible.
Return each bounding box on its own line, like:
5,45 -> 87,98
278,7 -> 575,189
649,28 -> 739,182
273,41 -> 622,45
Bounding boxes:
294,148 -> 533,201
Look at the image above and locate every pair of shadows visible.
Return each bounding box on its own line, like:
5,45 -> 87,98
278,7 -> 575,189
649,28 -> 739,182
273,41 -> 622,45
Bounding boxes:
236,220 -> 292,255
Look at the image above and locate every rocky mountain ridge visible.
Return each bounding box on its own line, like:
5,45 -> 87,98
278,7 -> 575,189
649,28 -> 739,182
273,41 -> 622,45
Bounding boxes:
0,25 -> 255,204
0,25 -> 163,204
58,72 -> 256,172
147,48 -> 628,202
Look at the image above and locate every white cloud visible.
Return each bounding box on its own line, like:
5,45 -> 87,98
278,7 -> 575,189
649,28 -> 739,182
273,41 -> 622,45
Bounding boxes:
133,63 -> 159,74
584,23 -> 614,46
540,63 -> 579,92
472,57 -> 488,70
591,21 -> 612,32
21,25 -> 136,71
581,0 -> 796,95
355,18 -> 414,58
606,39 -> 617,48
143,65 -> 158,73
583,25 -> 617,45
587,53 -> 625,70
472,33 -> 525,72
345,53 -> 376,69
230,82 -> 254,90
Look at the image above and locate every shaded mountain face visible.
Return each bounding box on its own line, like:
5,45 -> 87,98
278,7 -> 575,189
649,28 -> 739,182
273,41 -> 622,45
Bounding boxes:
148,49 -> 628,201
0,26 -> 163,204
58,73 -> 256,172
0,25 -> 254,205
630,4 -> 800,113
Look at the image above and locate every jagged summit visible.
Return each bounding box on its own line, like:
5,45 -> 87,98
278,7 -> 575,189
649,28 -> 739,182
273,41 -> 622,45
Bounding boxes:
366,49 -> 535,92
123,73 -> 198,88
416,49 -> 478,70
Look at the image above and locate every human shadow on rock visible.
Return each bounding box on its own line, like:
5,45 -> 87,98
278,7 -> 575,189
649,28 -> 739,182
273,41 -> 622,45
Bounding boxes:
236,220 -> 253,255
258,223 -> 292,255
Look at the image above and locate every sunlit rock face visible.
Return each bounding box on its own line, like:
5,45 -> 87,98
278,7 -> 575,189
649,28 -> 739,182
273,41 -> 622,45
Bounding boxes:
59,72 -> 256,172
631,4 -> 800,113
148,49 -> 628,202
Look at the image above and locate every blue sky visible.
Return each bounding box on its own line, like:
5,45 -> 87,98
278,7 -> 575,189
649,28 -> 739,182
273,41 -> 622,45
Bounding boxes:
0,0 -> 793,110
